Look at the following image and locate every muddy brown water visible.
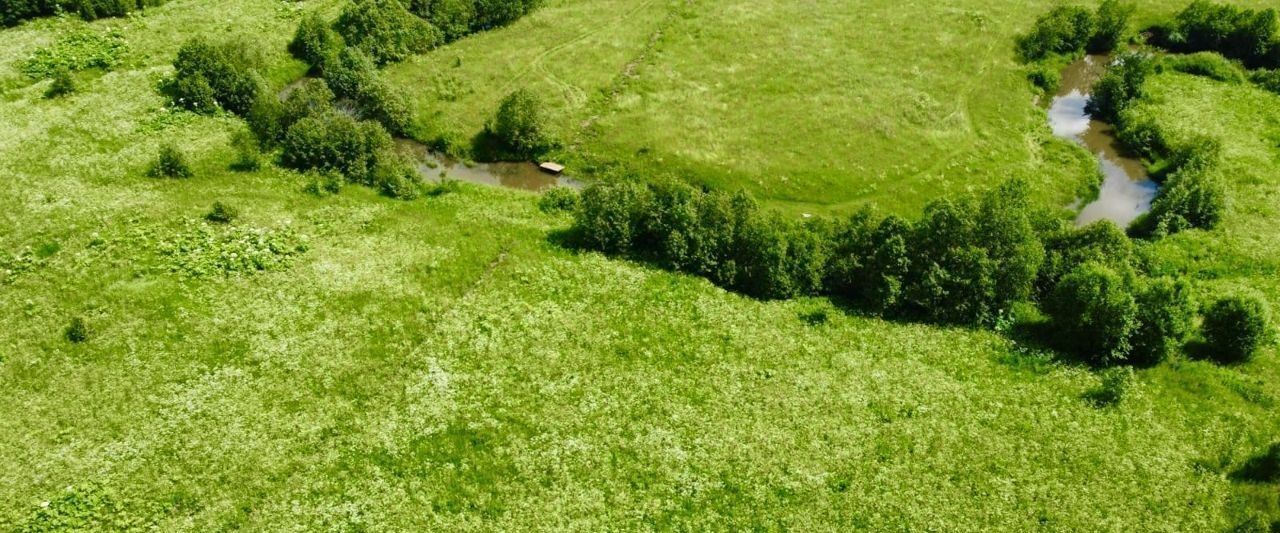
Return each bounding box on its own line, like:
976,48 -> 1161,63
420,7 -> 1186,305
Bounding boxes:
279,78 -> 581,193
1045,55 -> 1158,227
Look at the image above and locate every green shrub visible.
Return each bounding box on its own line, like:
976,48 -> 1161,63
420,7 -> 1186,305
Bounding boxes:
1143,163 -> 1227,236
732,213 -> 829,300
65,316 -> 89,343
322,48 -> 413,135
1129,277 -> 1197,365
158,219 -> 310,277
1027,64 -> 1061,93
474,0 -> 542,31
1089,0 -> 1135,54
205,201 -> 239,224
245,91 -> 286,147
905,197 -> 997,324
148,143 -> 194,179
1202,293 -> 1273,363
408,0 -> 477,41
280,112 -> 392,186
20,28 -> 126,79
3,0 -> 167,26
289,13 -> 343,68
573,181 -> 653,254
281,78 -> 337,133
335,0 -> 442,65
1038,220 -> 1134,298
1044,261 -> 1139,364
976,179 -> 1045,315
538,186 -> 580,214
491,88 -> 553,158
1160,1 -> 1279,69
372,156 -> 423,200
1017,6 -> 1096,61
1166,51 -> 1247,82
166,37 -> 264,116
44,68 -> 76,99
1253,69 -> 1280,94
1086,52 -> 1153,123
303,170 -> 345,196
1115,108 -> 1168,159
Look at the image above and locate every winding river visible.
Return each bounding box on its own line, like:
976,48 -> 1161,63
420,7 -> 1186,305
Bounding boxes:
1044,55 -> 1158,227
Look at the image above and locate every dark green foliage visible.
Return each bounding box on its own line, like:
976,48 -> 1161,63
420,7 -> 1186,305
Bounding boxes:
538,186 -> 579,214
323,48 -> 414,135
1253,69 -> 1280,94
2,0 -> 166,26
65,316 -> 88,343
573,181 -> 653,255
245,91 -> 286,147
167,38 -> 264,116
1027,64 -> 1061,93
1138,137 -> 1226,236
1017,6 -> 1095,61
44,68 -> 76,99
473,0 -> 541,31
1115,109 -> 1168,159
280,112 -> 392,186
229,129 -> 261,172
492,89 -> 552,158
205,201 -> 239,224
335,0 -> 442,65
1089,0 -> 1135,54
1039,220 -> 1134,296
1202,293 -> 1273,363
407,0 -> 476,41
1086,52 -> 1153,123
904,197 -> 996,324
1044,261 -> 1139,363
733,213 -> 829,300
289,13 -> 343,68
976,179 -> 1045,314
281,78 -> 337,133
372,156 -> 423,200
1166,51 -> 1247,82
1129,277 -> 1197,365
20,28 -> 126,79
148,143 -> 193,179
1158,1 -> 1279,69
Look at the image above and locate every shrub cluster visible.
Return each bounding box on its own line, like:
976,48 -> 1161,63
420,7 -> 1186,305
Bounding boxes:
404,0 -> 542,41
323,48 -> 414,135
1,0 -> 166,26
335,0 -> 443,65
571,178 -> 1227,366
1165,51 -> 1247,82
165,38 -> 264,116
1086,52 -> 1153,123
1154,1 -> 1280,69
1131,135 -> 1227,236
1017,1 -> 1134,61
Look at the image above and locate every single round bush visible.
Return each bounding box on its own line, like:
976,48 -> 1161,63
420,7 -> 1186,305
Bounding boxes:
538,186 -> 580,214
205,201 -> 239,224
492,88 -> 552,158
1088,0 -> 1134,54
149,144 -> 194,179
1202,293 -> 1272,363
289,13 -> 343,68
335,0 -> 442,65
44,68 -> 76,99
65,317 -> 89,343
168,37 -> 264,116
1044,261 -> 1139,364
1130,276 -> 1197,365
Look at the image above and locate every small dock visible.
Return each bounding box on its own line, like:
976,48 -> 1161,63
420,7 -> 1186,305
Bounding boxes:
539,162 -> 566,175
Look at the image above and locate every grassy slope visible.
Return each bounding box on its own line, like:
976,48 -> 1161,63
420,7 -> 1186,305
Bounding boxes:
0,0 -> 1277,530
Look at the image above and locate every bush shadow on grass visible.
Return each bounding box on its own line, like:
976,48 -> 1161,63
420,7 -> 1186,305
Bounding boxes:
1230,444 -> 1280,484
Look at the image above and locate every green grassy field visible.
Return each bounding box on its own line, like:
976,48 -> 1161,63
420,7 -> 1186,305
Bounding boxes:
1,0 -> 1278,530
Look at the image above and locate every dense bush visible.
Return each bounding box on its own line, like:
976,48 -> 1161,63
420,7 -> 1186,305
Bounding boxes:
323,48 -> 413,135
573,181 -> 654,255
1129,277 -> 1197,365
473,0 -> 541,31
1202,293 -> 1273,363
1086,52 -> 1153,123
1165,51 -> 1247,82
1157,1 -> 1279,69
1139,140 -> 1227,236
65,316 -> 89,343
1038,220 -> 1134,297
2,0 -> 166,26
491,89 -> 553,158
148,144 -> 193,179
1114,109 -> 1167,160
1044,261 -> 1139,364
538,186 -> 580,213
406,0 -> 476,41
335,0 -> 442,65
245,91 -> 286,147
281,78 -> 337,133
205,201 -> 239,224
1251,69 -> 1280,94
289,13 -> 344,68
371,154 -> 424,200
1017,6 -> 1096,61
1089,0 -> 1135,54
280,111 -> 393,186
1027,64 -> 1061,93
166,38 -> 264,116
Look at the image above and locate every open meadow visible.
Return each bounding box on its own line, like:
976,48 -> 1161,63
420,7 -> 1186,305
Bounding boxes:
1,0 -> 1278,530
